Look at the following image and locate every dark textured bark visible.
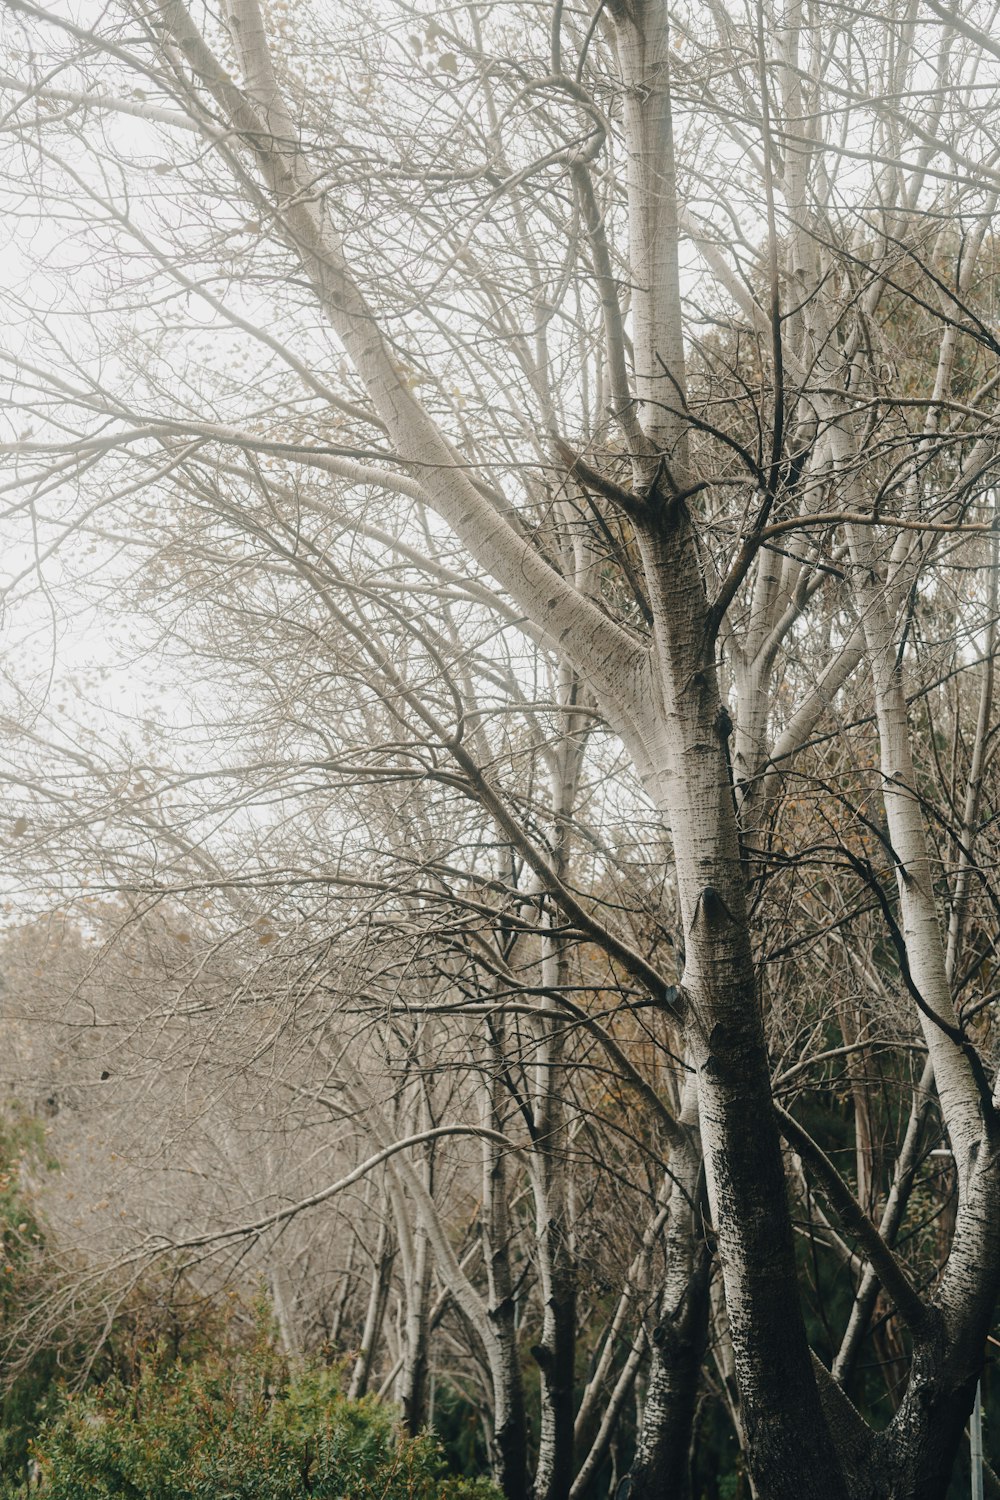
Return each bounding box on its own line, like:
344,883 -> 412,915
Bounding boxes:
531,1227 -> 577,1500
876,1160 -> 1000,1499
860,1337 -> 982,1500
490,1296 -> 530,1500
493,1407 -> 531,1500
483,1020 -> 530,1500
531,716 -> 584,1500
633,493 -> 851,1500
619,1152 -> 710,1500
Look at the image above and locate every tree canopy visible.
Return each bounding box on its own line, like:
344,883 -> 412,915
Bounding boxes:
2,0 -> 1000,1496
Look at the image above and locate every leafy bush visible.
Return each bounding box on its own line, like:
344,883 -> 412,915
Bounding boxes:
14,1341 -> 499,1500
0,1106 -> 61,1482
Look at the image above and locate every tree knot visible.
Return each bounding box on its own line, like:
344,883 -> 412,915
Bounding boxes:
695,886 -> 734,927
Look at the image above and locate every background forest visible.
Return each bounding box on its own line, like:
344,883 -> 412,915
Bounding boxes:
1,0 -> 1000,1497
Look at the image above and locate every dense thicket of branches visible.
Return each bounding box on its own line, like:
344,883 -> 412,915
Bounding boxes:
2,0 -> 1000,1496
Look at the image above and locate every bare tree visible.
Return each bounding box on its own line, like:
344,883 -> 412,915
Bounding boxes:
4,0 -> 1000,1496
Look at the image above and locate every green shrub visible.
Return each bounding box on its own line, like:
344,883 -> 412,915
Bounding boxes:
16,1341 -> 499,1500
0,1106 -> 61,1483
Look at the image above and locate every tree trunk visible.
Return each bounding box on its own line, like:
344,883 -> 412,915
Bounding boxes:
633,488 -> 851,1500
482,1020 -> 530,1500
621,1137 -> 710,1500
348,1211 -> 394,1400
397,1187 -> 433,1432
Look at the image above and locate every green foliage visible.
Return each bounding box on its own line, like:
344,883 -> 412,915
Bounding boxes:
0,1106 -> 60,1481
428,1377 -> 490,1479
11,1337 -> 500,1500
0,1107 -> 50,1310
